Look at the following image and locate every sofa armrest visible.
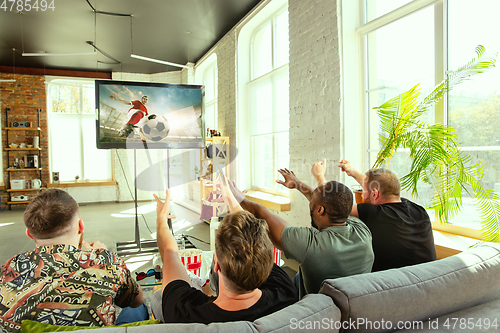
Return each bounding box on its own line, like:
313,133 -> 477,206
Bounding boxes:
320,242 -> 500,332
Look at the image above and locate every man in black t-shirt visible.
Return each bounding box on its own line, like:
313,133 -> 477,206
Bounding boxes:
336,160 -> 436,272
153,189 -> 297,324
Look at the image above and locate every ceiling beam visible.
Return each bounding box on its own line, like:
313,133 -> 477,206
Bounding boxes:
0,66 -> 111,79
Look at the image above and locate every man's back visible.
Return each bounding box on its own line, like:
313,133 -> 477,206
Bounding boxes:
281,216 -> 374,298
161,264 -> 297,323
0,244 -> 139,332
357,198 -> 436,272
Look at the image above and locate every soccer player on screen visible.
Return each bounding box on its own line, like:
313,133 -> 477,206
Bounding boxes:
110,94 -> 149,139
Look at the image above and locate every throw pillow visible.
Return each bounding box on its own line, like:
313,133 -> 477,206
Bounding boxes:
20,319 -> 161,333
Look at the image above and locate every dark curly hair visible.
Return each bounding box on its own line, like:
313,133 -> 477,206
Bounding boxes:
316,181 -> 353,223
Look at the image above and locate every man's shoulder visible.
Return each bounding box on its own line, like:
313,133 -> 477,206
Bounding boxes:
357,202 -> 380,212
400,197 -> 426,209
384,198 -> 429,216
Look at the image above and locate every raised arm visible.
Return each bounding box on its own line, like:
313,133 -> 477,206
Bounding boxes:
218,174 -> 243,213
338,159 -> 366,186
109,94 -> 132,105
153,190 -> 189,291
276,168 -> 314,202
338,160 -> 364,218
227,180 -> 290,250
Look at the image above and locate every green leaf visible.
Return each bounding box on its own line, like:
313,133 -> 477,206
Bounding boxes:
372,45 -> 499,241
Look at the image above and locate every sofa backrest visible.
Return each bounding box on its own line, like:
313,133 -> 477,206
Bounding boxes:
319,242 -> 500,333
76,293 -> 340,333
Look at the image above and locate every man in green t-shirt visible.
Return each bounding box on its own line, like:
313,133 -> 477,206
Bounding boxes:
222,170 -> 374,299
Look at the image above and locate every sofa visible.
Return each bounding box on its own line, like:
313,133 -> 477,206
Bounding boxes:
75,242 -> 500,333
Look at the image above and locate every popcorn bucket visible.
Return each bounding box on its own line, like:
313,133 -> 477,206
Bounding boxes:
179,249 -> 203,276
274,247 -> 281,266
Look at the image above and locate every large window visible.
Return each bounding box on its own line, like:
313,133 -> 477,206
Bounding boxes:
248,7 -> 289,194
355,0 -> 500,235
203,62 -> 218,131
47,78 -> 112,182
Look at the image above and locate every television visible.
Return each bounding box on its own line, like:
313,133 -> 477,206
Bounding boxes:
95,80 -> 205,149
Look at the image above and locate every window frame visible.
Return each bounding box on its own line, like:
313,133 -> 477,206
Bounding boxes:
353,0 -> 493,239
203,61 -> 218,131
46,77 -> 113,182
247,6 -> 289,196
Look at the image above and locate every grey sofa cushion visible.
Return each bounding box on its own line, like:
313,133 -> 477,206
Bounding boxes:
393,298 -> 500,333
127,293 -> 338,333
75,328 -> 126,333
319,242 -> 500,333
75,293 -> 339,333
252,293 -> 340,333
127,321 -> 256,333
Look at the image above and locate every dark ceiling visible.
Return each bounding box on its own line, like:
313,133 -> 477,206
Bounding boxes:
0,0 -> 261,74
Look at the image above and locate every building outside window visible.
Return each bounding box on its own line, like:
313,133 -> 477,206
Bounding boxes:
47,78 -> 112,182
248,7 -> 289,194
356,0 -> 500,236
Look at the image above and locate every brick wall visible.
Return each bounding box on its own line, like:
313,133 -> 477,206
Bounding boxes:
0,73 -> 49,210
197,0 -> 343,228
286,0 -> 343,226
215,31 -> 238,181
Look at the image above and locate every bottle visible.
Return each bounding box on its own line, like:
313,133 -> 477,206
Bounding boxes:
14,158 -> 19,169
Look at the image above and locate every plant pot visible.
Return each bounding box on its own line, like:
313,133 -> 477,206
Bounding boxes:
354,190 -> 364,204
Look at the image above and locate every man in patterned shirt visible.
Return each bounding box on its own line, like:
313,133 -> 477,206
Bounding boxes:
0,189 -> 145,332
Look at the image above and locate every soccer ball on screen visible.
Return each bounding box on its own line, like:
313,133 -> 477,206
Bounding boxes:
142,114 -> 170,141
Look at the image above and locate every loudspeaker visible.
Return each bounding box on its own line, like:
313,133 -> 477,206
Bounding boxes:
11,121 -> 32,128
25,154 -> 39,168
52,172 -> 60,183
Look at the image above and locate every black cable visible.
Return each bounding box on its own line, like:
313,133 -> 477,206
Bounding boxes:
85,0 -> 131,17
19,13 -> 24,54
184,234 -> 210,245
130,16 -> 134,55
116,152 -> 153,235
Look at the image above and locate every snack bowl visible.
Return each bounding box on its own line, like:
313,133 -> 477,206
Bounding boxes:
9,143 -> 18,149
26,144 -> 33,148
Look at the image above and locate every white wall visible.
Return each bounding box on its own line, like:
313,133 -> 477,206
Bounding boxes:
70,70 -> 189,204
201,0 -> 343,228
75,0 -> 346,224
286,0 -> 343,226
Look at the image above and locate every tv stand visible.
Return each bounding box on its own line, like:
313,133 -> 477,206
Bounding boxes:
115,149 -> 195,256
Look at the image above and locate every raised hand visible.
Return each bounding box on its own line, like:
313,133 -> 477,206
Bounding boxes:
218,174 -> 244,212
276,168 -> 300,189
227,179 -> 247,204
153,189 -> 177,221
311,158 -> 327,182
338,159 -> 354,177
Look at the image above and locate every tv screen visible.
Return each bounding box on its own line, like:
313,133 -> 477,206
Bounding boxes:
95,80 -> 205,149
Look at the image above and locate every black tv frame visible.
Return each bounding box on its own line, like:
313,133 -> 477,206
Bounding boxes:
95,79 -> 205,149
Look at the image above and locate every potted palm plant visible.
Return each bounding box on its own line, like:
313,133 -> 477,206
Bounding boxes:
372,45 -> 499,242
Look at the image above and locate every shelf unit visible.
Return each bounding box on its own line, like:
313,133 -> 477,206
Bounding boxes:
4,108 -> 45,209
199,136 -> 230,222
